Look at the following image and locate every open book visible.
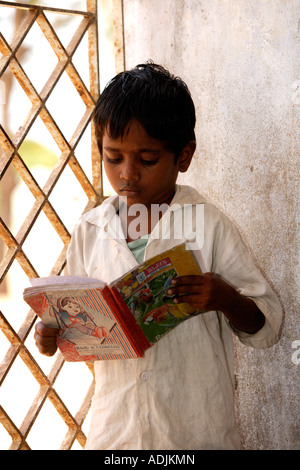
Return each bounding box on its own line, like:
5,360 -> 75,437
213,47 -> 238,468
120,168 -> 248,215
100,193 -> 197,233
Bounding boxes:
23,243 -> 203,362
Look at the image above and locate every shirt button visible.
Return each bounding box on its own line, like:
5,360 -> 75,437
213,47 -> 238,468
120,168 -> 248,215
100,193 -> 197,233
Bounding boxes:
141,372 -> 149,381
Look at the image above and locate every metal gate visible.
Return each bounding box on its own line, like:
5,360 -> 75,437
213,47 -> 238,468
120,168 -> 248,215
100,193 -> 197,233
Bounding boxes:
0,0 -> 124,449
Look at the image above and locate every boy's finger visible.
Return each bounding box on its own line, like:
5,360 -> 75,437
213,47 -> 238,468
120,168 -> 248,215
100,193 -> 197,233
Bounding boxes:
172,294 -> 205,308
35,332 -> 57,345
171,275 -> 205,286
35,321 -> 60,337
167,284 -> 203,295
36,341 -> 57,356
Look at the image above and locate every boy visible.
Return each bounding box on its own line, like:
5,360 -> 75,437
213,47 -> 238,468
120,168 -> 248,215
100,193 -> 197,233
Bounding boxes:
35,62 -> 282,450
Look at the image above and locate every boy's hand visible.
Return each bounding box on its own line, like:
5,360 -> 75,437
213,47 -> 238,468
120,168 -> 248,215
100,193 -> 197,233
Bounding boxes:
167,273 -> 236,312
34,321 -> 60,357
167,273 -> 265,334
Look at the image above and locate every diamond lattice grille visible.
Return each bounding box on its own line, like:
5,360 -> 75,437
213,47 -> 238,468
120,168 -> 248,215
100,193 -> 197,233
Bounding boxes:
0,0 -> 117,450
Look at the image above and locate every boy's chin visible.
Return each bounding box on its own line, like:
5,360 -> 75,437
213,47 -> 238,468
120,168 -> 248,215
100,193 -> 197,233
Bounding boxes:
119,194 -> 148,207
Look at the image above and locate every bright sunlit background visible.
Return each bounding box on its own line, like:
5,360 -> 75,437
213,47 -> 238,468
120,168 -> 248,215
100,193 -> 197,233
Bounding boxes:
0,0 -> 116,449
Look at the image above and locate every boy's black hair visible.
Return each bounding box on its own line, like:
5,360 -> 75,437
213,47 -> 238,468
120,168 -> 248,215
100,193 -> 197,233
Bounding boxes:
94,61 -> 196,160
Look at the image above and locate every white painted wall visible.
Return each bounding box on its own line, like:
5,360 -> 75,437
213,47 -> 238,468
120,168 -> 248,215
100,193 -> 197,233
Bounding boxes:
123,0 -> 300,449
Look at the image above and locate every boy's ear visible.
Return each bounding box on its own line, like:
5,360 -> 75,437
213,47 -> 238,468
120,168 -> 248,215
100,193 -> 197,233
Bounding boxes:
177,140 -> 196,173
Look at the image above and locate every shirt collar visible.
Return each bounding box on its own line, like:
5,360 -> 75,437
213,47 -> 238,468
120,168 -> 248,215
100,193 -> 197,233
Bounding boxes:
81,184 -> 206,228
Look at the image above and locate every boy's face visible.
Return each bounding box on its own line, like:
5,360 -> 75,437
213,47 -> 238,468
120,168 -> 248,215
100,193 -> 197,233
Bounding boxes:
102,120 -> 193,209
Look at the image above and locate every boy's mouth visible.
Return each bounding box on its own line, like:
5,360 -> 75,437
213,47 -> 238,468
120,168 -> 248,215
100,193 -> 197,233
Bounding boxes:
119,186 -> 141,194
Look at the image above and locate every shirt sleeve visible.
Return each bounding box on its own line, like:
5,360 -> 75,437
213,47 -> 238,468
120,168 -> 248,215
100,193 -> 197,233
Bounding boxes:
210,207 -> 282,349
64,220 -> 88,277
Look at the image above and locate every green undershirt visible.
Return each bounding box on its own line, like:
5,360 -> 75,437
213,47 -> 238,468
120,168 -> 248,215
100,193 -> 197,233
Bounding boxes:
127,234 -> 149,264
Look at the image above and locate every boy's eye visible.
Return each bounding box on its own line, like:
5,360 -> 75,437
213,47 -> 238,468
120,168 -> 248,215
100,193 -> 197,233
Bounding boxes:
105,156 -> 122,164
141,158 -> 159,166
104,155 -> 158,166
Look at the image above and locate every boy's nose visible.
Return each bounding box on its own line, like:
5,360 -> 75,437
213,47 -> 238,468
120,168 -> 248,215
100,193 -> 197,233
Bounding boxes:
120,162 -> 139,181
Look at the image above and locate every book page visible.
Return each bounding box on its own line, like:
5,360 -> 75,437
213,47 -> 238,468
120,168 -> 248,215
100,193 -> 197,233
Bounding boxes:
25,276 -> 106,295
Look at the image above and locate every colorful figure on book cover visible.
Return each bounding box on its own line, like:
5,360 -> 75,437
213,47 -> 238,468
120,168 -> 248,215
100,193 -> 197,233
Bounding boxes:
143,302 -> 197,324
49,296 -> 110,343
123,267 -> 198,330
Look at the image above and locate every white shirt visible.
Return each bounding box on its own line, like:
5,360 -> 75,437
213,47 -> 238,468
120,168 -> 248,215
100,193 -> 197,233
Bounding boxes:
66,185 -> 282,450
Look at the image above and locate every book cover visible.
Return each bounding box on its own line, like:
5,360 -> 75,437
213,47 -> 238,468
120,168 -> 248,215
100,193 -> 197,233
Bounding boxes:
24,243 -> 203,362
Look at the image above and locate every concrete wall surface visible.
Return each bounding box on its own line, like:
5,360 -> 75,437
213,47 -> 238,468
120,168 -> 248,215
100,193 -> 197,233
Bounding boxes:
123,0 -> 300,449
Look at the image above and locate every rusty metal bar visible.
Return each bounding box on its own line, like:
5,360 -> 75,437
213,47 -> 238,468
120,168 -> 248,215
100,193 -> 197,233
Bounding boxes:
87,0 -> 102,197
15,355 -> 65,446
36,12 -> 94,108
60,380 -> 95,450
0,405 -> 23,445
0,1 -> 93,17
0,32 -> 41,105
0,10 -> 38,77
36,11 -> 70,62
0,158 -> 71,253
0,218 -> 39,282
0,311 -> 20,345
0,342 -> 20,386
49,245 -> 68,276
17,385 -> 50,446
